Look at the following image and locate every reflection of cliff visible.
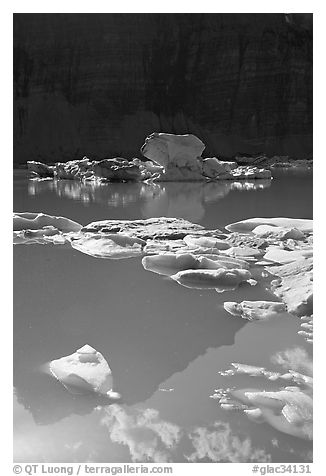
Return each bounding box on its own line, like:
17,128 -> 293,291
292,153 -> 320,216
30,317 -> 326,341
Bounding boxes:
28,179 -> 271,223
13,245 -> 246,425
14,14 -> 312,164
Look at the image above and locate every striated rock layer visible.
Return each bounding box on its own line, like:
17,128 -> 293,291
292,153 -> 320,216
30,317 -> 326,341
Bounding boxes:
14,13 -> 312,164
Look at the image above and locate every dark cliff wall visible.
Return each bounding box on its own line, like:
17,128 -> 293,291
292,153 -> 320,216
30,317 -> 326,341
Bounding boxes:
13,13 -> 313,164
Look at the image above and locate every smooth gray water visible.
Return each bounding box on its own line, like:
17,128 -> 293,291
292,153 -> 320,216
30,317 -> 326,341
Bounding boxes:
13,169 -> 313,463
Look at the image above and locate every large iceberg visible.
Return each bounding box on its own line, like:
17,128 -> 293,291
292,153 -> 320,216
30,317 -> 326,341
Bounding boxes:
49,344 -> 120,399
141,133 -> 205,169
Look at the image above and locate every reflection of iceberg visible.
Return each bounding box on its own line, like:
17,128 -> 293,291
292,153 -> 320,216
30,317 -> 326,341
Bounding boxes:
101,405 -> 181,463
28,178 -> 272,224
141,181 -> 272,223
230,180 -> 272,191
28,179 -> 147,208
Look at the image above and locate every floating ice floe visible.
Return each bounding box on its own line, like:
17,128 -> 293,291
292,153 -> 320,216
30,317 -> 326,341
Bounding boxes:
170,268 -> 251,290
49,344 -> 121,399
14,212 -> 82,233
225,217 -> 313,233
219,363 -> 281,380
223,301 -> 287,321
13,212 -> 82,245
70,233 -> 146,259
81,217 -> 208,240
142,252 -> 249,276
263,247 -> 313,264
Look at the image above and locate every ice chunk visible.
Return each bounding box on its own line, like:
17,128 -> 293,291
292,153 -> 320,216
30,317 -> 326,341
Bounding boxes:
223,301 -> 287,321
223,246 -> 263,260
225,217 -> 312,233
263,248 -> 313,264
70,233 -> 145,259
49,344 -> 120,399
142,253 -> 201,276
197,256 -> 250,270
183,235 -> 230,250
269,258 -> 313,317
170,268 -> 251,290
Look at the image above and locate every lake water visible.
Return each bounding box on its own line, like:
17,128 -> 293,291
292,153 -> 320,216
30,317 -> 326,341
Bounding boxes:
13,169 -> 313,463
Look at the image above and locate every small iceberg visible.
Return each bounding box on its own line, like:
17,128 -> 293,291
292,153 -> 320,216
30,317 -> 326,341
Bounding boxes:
48,344 -> 120,399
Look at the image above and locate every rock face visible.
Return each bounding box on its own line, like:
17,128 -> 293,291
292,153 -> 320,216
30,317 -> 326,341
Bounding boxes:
14,13 -> 312,164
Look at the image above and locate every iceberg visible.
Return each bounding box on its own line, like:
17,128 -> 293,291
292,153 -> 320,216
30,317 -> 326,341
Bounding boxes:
141,133 -> 205,169
49,344 -> 120,399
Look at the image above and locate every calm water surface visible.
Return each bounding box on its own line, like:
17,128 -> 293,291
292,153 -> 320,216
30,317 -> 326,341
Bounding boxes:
13,169 -> 313,463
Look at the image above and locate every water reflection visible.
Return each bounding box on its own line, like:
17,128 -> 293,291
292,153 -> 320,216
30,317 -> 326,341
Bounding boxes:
13,246 -> 246,425
101,405 -> 181,463
28,179 -> 271,223
186,421 -> 271,462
